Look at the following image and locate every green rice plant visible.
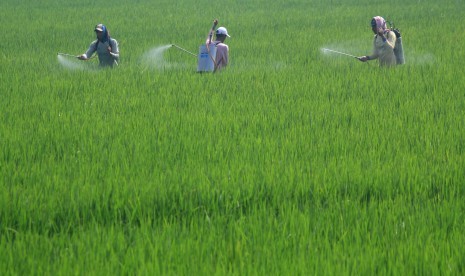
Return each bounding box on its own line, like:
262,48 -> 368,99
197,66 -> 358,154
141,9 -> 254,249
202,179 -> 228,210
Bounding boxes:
1,0 -> 465,274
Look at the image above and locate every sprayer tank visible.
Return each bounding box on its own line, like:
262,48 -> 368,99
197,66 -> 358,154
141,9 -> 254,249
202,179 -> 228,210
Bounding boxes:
197,44 -> 217,72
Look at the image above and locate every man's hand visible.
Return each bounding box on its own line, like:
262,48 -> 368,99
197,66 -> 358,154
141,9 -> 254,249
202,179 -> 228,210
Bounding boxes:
77,54 -> 87,60
377,27 -> 385,37
358,56 -> 369,62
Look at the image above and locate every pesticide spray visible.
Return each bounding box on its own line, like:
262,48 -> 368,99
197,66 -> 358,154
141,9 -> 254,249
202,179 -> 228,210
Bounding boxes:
140,44 -> 173,69
142,20 -> 221,72
57,53 -> 98,70
57,53 -> 86,70
141,44 -> 197,70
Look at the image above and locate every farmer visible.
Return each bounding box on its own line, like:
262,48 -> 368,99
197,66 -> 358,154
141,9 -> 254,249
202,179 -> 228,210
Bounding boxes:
206,19 -> 230,71
358,16 -> 397,67
78,24 -> 119,67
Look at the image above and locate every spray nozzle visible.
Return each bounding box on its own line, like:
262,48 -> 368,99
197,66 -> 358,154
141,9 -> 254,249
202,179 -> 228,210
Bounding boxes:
387,20 -> 396,30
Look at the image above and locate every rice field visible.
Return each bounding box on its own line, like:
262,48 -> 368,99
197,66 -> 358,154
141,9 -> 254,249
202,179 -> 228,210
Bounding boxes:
1,0 -> 465,274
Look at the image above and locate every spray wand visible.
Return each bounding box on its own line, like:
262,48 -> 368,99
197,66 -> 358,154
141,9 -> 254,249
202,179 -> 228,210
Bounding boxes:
322,48 -> 358,59
171,44 -> 196,57
57,53 -> 78,58
206,19 -> 219,70
208,19 -> 218,45
387,20 -> 401,38
57,53 -> 96,60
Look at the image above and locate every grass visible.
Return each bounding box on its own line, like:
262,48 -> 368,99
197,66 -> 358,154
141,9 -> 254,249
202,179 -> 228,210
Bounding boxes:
1,0 -> 465,274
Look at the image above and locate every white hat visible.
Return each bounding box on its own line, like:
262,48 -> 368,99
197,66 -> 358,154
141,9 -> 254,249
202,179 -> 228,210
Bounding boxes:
216,27 -> 230,37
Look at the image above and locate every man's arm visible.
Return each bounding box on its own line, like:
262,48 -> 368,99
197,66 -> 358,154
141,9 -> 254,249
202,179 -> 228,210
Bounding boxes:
109,39 -> 119,59
385,31 -> 396,49
78,40 -> 98,60
206,19 -> 218,44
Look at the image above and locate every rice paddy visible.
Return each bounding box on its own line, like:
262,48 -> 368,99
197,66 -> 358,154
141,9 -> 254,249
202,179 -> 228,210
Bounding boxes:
1,0 -> 464,274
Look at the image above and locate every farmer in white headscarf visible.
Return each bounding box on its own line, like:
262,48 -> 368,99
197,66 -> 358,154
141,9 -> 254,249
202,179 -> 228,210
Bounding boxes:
78,24 -> 119,67
358,16 -> 397,67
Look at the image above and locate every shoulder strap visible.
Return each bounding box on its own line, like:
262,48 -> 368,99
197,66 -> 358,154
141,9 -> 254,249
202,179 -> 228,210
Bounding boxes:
94,39 -> 113,52
108,38 -> 113,51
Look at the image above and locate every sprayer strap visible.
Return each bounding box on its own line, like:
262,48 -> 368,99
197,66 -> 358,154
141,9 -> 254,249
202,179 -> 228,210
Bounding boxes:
94,39 -> 114,52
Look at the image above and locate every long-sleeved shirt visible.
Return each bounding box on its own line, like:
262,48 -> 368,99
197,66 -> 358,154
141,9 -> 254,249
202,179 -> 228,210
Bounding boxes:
84,38 -> 119,67
371,31 -> 396,67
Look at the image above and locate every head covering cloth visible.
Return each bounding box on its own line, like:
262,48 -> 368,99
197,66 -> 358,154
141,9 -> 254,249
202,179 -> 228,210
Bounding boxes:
371,16 -> 387,31
95,24 -> 110,43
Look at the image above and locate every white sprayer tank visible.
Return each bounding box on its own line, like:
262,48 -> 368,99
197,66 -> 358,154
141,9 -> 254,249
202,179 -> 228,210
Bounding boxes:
197,44 -> 217,72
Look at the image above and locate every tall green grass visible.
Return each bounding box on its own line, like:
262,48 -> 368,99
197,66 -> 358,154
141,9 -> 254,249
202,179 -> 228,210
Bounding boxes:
1,0 -> 465,274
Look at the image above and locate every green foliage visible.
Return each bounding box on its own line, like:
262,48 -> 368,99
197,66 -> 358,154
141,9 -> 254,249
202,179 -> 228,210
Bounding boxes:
1,0 -> 465,274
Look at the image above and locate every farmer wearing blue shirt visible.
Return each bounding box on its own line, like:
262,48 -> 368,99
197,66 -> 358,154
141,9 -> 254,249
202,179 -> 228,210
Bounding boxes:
78,24 -> 119,67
